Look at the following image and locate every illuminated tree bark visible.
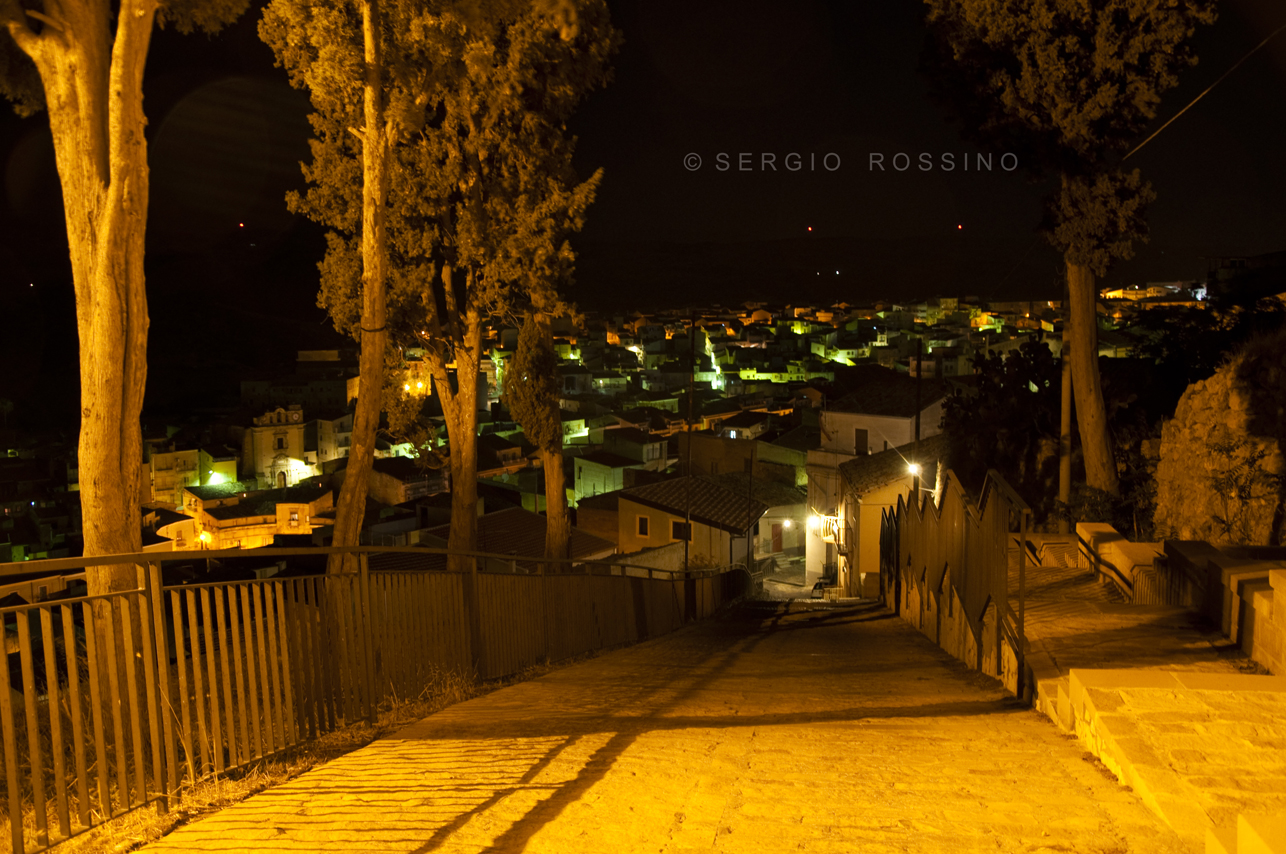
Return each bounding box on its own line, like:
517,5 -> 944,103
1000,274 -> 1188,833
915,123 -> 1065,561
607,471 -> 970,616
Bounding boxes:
327,0 -> 390,574
1,0 -> 244,586
1067,262 -> 1117,495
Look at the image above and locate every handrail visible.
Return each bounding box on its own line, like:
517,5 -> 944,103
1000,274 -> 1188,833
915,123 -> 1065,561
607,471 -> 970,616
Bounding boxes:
0,544 -> 702,582
1074,531 -> 1134,595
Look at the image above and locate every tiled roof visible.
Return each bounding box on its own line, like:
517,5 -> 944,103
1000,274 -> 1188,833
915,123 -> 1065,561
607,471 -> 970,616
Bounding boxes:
186,482 -> 259,501
720,411 -> 770,429
838,434 -> 948,495
706,472 -> 806,509
577,491 -> 620,512
606,427 -> 657,445
621,476 -> 767,534
772,425 -> 821,452
578,451 -> 642,469
829,366 -> 948,418
204,485 -> 330,521
369,507 -> 615,572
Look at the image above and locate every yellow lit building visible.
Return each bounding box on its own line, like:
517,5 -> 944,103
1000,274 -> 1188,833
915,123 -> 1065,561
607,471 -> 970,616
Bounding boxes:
161,484 -> 334,550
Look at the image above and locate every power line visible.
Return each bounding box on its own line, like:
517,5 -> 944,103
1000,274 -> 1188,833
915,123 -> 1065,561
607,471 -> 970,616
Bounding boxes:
1123,20 -> 1286,162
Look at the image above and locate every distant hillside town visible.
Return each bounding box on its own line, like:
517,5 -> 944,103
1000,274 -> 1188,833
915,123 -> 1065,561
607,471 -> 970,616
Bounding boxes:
2,250 -> 1280,603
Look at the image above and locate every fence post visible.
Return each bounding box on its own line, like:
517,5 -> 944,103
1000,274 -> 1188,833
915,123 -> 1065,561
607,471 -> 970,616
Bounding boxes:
465,555 -> 484,679
540,557 -> 549,663
359,554 -> 377,723
1017,509 -> 1028,700
138,563 -> 170,812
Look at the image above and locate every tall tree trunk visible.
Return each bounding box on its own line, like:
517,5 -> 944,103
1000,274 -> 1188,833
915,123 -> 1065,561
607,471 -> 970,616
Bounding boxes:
19,0 -> 156,583
540,446 -> 569,561
11,0 -> 157,586
1066,260 -> 1119,495
445,310 -> 482,574
6,0 -> 158,751
328,0 -> 389,574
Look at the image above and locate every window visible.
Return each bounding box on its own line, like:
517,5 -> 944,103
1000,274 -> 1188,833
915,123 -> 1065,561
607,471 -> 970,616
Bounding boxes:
671,521 -> 690,541
276,437 -> 285,450
637,516 -> 649,537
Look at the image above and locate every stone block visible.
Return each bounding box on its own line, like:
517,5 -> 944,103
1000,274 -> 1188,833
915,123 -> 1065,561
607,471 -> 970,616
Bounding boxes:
1171,672 -> 1286,692
1070,669 -> 1183,698
1239,813 -> 1286,854
1207,824 -> 1236,854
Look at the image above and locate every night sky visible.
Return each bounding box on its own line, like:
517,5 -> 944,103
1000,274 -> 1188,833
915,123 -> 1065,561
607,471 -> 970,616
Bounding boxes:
0,0 -> 1283,423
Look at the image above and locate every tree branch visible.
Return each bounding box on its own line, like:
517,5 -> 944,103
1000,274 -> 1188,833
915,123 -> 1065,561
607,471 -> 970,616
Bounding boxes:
0,0 -> 47,57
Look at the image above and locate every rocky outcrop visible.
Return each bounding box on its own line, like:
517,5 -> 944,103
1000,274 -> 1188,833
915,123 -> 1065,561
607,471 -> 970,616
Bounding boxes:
1153,339 -> 1286,545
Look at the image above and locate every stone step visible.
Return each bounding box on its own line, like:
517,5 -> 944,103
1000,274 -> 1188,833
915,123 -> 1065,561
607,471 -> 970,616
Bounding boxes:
1206,814 -> 1286,854
1063,669 -> 1286,851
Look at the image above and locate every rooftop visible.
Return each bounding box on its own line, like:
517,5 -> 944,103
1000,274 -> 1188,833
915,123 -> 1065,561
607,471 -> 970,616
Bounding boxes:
621,476 -> 767,534
838,434 -> 949,495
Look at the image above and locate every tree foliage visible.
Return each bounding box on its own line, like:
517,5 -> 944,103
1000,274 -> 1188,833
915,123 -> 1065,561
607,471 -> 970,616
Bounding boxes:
924,0 -> 1217,497
505,314 -> 564,453
504,312 -> 570,557
944,339 -> 1061,512
263,0 -> 616,567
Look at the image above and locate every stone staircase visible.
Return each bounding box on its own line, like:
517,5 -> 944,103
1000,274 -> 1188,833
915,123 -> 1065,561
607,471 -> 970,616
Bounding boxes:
1014,537 -> 1286,853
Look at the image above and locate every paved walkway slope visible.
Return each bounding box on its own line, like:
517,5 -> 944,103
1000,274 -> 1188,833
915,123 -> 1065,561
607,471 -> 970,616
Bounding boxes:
145,601 -> 1187,854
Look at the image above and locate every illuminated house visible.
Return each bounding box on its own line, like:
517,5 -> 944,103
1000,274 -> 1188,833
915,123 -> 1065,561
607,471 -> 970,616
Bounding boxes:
617,476 -> 767,568
162,484 -> 334,550
806,367 -> 948,588
145,445 -> 239,506
573,451 -> 645,505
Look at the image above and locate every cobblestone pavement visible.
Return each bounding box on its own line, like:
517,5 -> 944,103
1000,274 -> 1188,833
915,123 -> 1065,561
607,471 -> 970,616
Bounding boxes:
144,601 -> 1191,854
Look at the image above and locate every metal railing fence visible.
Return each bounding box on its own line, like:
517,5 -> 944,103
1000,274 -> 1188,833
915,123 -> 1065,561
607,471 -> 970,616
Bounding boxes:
1,546 -> 752,853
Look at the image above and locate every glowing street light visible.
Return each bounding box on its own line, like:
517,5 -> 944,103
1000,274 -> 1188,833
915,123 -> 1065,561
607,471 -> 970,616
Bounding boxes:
908,463 -> 921,476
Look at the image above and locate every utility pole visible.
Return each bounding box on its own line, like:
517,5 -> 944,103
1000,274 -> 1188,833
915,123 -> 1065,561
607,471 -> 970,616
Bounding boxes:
684,311 -> 695,572
1059,286 -> 1073,535
913,337 -> 922,499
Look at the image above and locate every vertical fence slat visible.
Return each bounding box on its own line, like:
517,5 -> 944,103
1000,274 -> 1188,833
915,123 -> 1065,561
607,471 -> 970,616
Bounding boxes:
330,577 -> 352,723
359,560 -> 375,721
18,614 -> 47,844
200,587 -> 224,776
119,595 -> 148,809
62,601 -> 90,829
294,579 -> 317,740
0,626 -> 24,854
40,604 -> 71,838
239,584 -> 263,760
136,572 -> 166,815
184,588 -> 209,779
150,566 -> 178,800
252,583 -> 276,756
341,575 -> 362,720
311,578 -> 335,733
262,583 -> 285,752
170,590 -> 194,786
303,579 -> 325,735
101,600 -> 129,811
349,574 -> 366,718
397,575 -> 411,696
214,587 -> 237,772
82,604 -> 111,818
228,582 -> 251,767
273,581 -> 298,746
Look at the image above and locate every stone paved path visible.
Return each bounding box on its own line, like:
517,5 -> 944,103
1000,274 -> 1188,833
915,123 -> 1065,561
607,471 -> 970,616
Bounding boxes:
143,601 -> 1190,853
